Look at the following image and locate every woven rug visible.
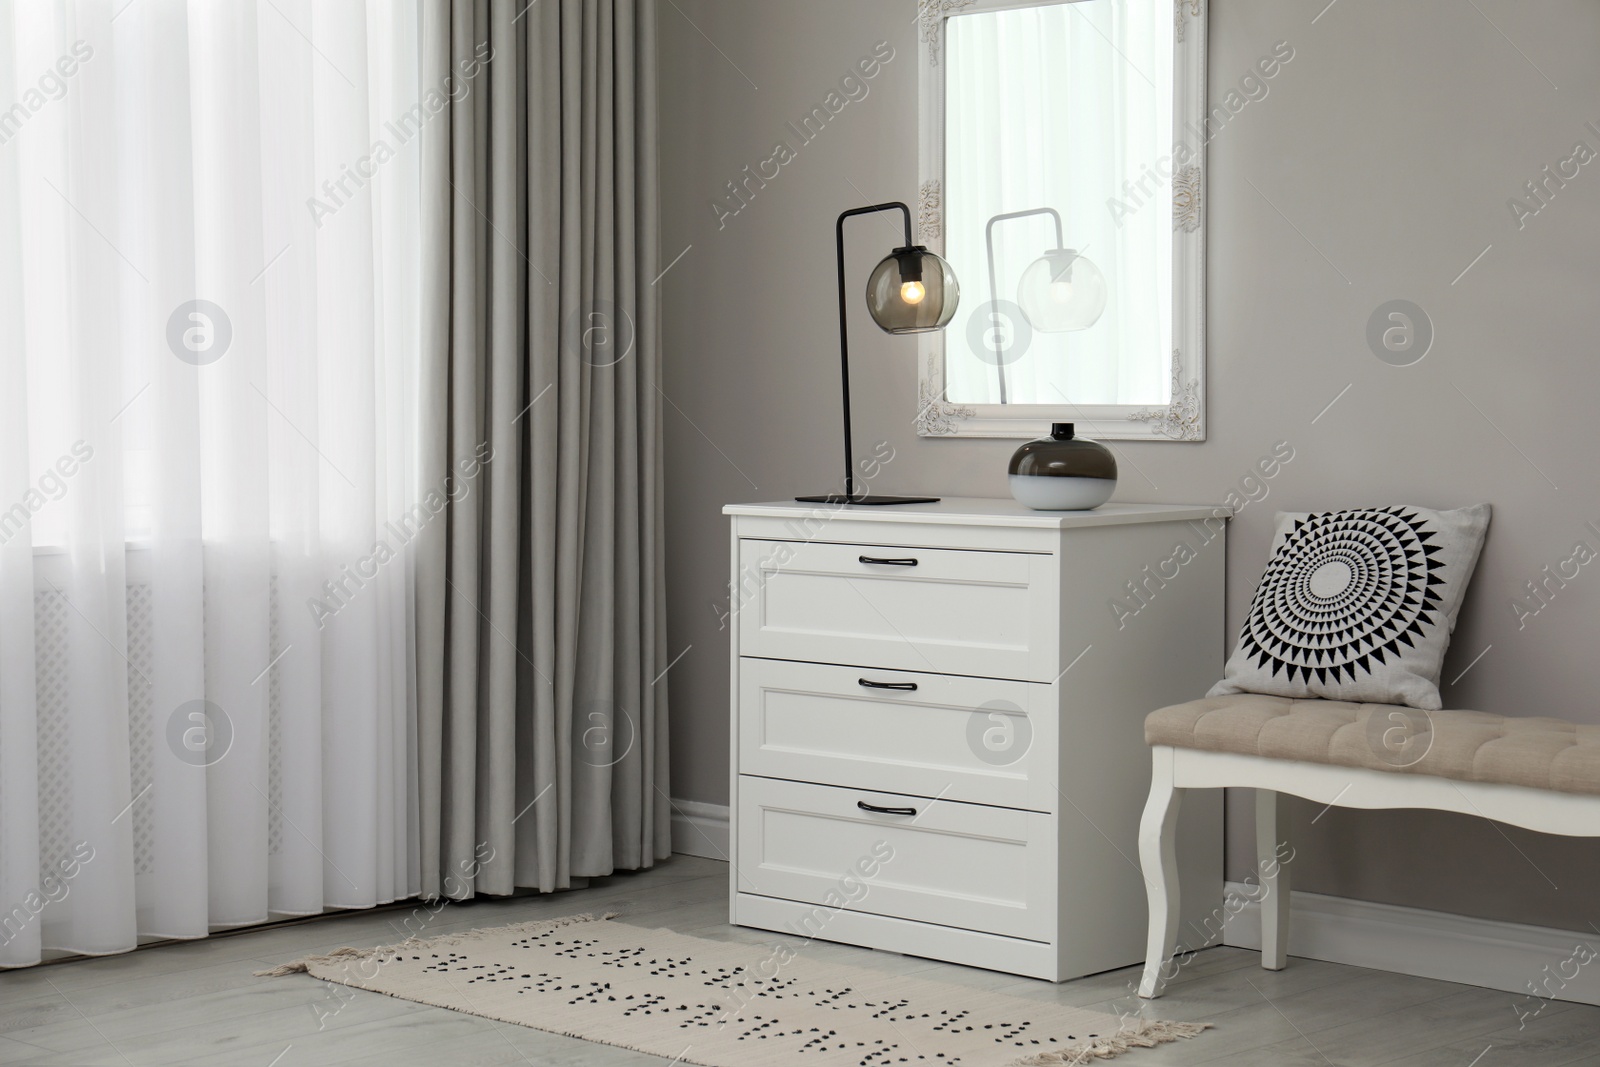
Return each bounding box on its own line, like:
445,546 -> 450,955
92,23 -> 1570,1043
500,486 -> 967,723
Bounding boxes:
259,914 -> 1207,1066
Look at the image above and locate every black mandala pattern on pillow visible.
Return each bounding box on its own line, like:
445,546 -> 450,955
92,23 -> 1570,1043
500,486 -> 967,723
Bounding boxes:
1240,508 -> 1445,686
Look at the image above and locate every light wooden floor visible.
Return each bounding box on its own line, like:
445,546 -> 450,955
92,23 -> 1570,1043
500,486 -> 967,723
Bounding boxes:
2,855 -> 1597,1066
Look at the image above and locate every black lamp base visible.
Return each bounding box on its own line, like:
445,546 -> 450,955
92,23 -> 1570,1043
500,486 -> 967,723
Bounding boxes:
794,494 -> 941,506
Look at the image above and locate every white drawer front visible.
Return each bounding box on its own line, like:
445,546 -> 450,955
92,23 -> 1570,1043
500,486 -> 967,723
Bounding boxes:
736,539 -> 1057,681
736,777 -> 1055,942
739,659 -> 1055,812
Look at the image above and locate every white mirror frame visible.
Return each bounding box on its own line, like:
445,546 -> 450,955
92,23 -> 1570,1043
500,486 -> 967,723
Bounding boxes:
914,0 -> 1207,441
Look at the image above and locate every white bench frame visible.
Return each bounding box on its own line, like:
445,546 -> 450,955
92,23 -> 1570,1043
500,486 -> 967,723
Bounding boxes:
1137,743 -> 1600,998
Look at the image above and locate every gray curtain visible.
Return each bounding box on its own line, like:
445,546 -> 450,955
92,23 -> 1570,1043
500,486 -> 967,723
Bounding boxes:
416,0 -> 669,899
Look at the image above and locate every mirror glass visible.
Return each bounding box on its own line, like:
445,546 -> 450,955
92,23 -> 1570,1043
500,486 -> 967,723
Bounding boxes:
942,0 -> 1173,408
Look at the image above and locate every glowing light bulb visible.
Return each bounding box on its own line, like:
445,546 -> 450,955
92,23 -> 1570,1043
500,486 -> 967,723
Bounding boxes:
1049,278 -> 1074,306
900,280 -> 926,305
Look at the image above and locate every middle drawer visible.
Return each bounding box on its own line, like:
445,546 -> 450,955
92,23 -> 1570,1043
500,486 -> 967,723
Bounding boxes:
738,659 -> 1056,813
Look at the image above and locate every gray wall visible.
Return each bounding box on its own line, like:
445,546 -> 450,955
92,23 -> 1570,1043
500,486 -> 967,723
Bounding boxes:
657,0 -> 1600,932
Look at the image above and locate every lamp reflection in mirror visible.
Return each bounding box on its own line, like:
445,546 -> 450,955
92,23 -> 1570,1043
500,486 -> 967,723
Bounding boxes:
984,207 -> 1107,403
796,201 -> 960,506
1019,248 -> 1107,333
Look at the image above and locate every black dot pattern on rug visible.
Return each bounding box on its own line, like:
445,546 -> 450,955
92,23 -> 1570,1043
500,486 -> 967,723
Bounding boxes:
929,1009 -> 972,1033
314,920 -> 1195,1067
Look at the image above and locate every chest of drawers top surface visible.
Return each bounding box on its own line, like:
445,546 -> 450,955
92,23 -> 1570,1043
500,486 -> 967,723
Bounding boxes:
724,498 -> 1228,529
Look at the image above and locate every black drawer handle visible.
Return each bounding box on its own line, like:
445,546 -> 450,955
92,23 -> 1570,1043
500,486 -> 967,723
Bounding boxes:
858,555 -> 919,567
857,800 -> 918,817
858,678 -> 918,691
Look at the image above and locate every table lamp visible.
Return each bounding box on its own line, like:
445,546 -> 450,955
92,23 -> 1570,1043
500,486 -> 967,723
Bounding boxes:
796,201 -> 960,505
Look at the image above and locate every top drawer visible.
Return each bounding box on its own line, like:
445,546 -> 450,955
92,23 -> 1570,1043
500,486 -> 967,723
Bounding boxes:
736,538 -> 1058,681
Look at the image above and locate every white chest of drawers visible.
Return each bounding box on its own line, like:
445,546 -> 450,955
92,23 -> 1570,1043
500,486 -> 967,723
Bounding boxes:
723,498 -> 1228,982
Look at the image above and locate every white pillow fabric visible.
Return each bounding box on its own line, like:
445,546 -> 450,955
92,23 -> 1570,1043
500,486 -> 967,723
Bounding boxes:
1210,504 -> 1492,711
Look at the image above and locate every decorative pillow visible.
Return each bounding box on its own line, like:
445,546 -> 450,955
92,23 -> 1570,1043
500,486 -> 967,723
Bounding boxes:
1210,504 -> 1491,711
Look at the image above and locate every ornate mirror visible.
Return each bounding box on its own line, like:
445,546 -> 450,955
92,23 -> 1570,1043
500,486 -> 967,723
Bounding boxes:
915,0 -> 1206,440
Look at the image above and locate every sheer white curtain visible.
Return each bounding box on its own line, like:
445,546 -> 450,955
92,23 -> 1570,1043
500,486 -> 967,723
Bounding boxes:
944,0 -> 1171,407
0,0 -> 420,967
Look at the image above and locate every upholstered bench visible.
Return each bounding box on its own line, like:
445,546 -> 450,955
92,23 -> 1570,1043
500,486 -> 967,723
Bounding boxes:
1136,693 -> 1600,998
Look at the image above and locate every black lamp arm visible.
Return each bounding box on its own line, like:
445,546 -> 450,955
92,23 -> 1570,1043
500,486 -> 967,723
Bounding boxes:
832,202 -> 914,502
984,206 -> 1064,405
841,201 -> 916,248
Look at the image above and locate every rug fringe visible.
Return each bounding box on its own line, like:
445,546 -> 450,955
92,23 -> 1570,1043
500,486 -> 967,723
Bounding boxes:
1013,1019 -> 1211,1065
253,911 -> 618,978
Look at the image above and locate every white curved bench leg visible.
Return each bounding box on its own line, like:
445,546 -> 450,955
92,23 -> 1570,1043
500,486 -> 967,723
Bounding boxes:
1138,747 -> 1185,999
1257,788 -> 1291,971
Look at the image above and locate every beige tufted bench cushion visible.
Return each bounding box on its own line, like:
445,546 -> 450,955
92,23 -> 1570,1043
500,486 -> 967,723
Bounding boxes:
1145,693 -> 1600,797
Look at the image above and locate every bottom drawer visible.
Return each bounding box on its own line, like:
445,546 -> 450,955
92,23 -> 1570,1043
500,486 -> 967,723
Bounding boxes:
736,776 -> 1055,942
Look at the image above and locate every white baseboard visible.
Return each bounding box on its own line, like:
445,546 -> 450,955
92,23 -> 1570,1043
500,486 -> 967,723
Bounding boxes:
1222,880 -> 1600,1007
669,799 -> 729,861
